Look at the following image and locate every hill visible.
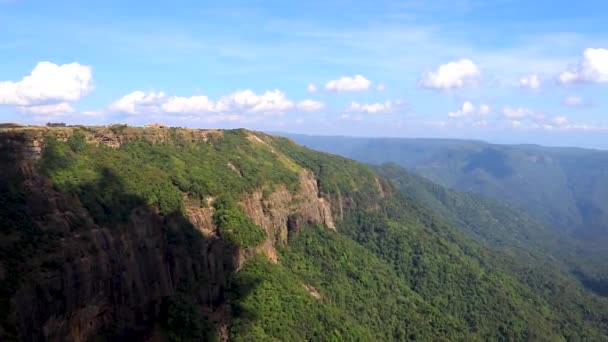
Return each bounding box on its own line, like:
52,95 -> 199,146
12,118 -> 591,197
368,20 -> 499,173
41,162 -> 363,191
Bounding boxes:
1,125 -> 607,341
284,134 -> 608,288
283,134 -> 608,237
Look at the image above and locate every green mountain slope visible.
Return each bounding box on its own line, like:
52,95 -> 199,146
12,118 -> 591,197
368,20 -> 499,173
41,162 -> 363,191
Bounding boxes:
284,133 -> 608,294
374,163 -> 574,257
1,126 -> 607,341
283,134 -> 608,238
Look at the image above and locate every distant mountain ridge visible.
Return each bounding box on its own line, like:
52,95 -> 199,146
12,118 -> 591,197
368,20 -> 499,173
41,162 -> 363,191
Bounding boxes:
282,132 -> 608,237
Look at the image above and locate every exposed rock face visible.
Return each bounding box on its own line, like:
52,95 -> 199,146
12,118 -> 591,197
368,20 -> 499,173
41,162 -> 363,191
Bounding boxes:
185,204 -> 216,237
0,127 -> 338,341
240,171 -> 334,241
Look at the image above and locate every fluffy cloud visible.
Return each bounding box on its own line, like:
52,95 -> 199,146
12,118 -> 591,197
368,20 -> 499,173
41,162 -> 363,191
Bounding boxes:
448,101 -> 475,118
296,99 -> 325,112
417,59 -> 481,90
0,62 -> 93,106
109,89 -> 297,117
325,75 -> 371,92
216,90 -> 294,114
0,61 -> 93,117
162,95 -> 215,113
307,84 -> 317,93
559,48 -> 608,84
109,91 -> 167,114
519,74 -> 541,89
448,101 -> 490,118
347,100 -> 398,114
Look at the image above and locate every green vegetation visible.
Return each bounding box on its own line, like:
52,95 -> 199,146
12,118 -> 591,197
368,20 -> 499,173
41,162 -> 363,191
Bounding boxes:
213,199 -> 266,249
2,127 -> 608,340
272,136 -> 382,208
40,129 -> 301,221
229,254 -> 369,341
229,226 -> 464,341
273,139 -> 608,339
285,133 -> 608,295
161,295 -> 218,342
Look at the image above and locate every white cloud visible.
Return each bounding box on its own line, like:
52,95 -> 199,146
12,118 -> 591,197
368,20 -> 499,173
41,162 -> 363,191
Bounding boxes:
162,95 -> 215,113
417,59 -> 481,90
296,99 -> 325,112
216,89 -> 294,114
16,102 -> 74,115
109,89 -> 298,118
448,101 -> 475,118
448,101 -> 490,118
0,61 -> 93,106
109,91 -> 166,114
519,74 -> 541,89
376,83 -> 386,91
325,75 -> 371,92
348,100 -> 398,114
559,48 -> 608,84
502,106 -> 544,119
307,84 -> 317,93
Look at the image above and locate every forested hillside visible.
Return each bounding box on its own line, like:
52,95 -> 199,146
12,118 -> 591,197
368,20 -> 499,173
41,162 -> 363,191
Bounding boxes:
285,133 -> 608,294
1,126 -> 607,341
375,163 -> 608,295
284,133 -> 608,238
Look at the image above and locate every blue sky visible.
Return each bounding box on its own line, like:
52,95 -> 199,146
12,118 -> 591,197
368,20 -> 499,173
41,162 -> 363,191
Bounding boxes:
1,0 -> 608,148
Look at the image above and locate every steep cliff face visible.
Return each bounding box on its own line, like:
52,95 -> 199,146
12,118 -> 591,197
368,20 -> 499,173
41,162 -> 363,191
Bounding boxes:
0,126 -> 339,341
241,171 -> 334,239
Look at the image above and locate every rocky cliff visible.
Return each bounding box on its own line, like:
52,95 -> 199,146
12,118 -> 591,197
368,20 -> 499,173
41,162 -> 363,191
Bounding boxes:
0,126 -> 339,341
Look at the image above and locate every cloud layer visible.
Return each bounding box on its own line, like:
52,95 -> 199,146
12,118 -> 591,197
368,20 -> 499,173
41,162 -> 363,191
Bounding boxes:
109,89 -> 325,119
